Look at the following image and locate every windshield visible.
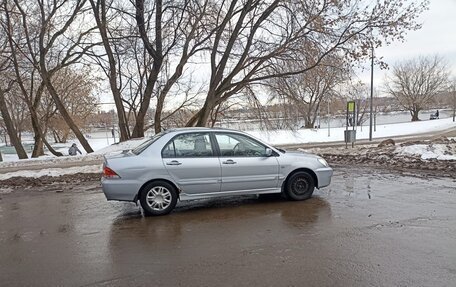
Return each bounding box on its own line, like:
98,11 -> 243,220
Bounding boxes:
131,132 -> 164,155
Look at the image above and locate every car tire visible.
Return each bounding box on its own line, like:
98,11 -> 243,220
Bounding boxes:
285,171 -> 315,201
139,181 -> 178,216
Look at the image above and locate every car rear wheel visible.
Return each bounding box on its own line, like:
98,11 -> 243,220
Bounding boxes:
140,181 -> 178,216
285,171 -> 315,201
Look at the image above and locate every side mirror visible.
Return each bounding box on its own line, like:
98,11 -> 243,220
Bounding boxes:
265,148 -> 273,157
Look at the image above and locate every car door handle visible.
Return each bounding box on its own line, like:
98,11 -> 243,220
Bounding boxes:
222,159 -> 236,164
166,160 -> 182,166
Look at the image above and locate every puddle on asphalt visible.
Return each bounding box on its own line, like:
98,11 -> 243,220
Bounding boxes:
105,195 -> 334,253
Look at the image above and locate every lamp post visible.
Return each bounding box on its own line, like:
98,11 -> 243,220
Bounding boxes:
327,100 -> 330,137
369,45 -> 374,141
452,83 -> 455,122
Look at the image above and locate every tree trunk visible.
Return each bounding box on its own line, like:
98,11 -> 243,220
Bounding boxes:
195,93 -> 217,127
53,130 -> 63,143
196,106 -> 212,127
185,110 -> 202,127
131,108 -> 147,138
112,86 -> 130,142
62,131 -> 69,143
210,104 -> 223,128
132,0 -> 164,138
28,107 -> 63,157
154,94 -> 165,133
411,110 -> 420,121
301,112 -> 314,128
0,90 -> 28,159
131,63 -> 161,138
32,136 -> 44,157
41,137 -> 62,156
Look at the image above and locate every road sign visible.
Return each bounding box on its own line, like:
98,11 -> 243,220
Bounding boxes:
347,101 -> 355,112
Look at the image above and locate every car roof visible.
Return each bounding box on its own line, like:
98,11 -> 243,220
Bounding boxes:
164,127 -> 245,134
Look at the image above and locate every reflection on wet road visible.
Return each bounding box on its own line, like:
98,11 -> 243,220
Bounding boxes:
1,167 -> 456,286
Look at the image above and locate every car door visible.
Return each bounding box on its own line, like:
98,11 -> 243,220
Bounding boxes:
162,132 -> 221,194
214,132 -> 280,192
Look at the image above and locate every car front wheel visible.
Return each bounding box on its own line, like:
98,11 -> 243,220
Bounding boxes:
139,181 -> 178,216
285,171 -> 315,201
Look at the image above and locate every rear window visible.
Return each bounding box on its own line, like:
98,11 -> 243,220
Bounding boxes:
131,132 -> 164,155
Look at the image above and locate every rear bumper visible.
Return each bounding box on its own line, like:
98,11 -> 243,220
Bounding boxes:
315,167 -> 333,188
101,178 -> 141,202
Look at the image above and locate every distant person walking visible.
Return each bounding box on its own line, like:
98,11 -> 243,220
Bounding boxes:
436,110 -> 439,118
68,143 -> 82,156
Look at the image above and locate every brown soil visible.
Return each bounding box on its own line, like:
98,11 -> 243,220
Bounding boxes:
0,173 -> 101,189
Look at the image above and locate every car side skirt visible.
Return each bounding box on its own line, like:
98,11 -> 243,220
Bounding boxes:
179,187 -> 281,201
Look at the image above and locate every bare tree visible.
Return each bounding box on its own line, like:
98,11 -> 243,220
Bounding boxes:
89,0 -> 131,141
89,0 -> 213,138
185,0 -> 428,127
150,0 -> 215,133
385,56 -> 450,121
2,84 -> 30,140
6,0 -> 96,153
0,11 -> 28,159
268,55 -> 348,128
0,86 -> 29,159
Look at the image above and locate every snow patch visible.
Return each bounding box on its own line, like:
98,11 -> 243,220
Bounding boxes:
396,144 -> 456,161
0,165 -> 102,181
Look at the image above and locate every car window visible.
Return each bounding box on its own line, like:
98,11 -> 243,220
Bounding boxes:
162,133 -> 214,158
131,132 -> 164,155
215,133 -> 269,157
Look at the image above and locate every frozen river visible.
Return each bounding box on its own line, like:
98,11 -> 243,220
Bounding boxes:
216,109 -> 453,130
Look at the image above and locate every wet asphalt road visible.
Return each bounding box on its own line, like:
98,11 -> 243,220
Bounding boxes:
1,167 -> 456,287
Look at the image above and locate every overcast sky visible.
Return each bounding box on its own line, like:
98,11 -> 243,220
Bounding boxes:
357,0 -> 456,89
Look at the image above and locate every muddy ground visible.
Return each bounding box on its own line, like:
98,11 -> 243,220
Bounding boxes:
1,167 -> 455,286
306,137 -> 456,179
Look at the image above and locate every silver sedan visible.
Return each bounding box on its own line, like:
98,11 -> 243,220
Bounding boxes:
102,128 -> 333,216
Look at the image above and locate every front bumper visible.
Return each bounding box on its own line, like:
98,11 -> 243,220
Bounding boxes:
315,167 -> 333,188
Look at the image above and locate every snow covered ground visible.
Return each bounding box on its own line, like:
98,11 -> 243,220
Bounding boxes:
249,117 -> 456,145
396,144 -> 456,161
0,117 -> 454,181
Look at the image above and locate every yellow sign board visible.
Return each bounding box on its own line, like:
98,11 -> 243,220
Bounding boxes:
348,101 -> 355,112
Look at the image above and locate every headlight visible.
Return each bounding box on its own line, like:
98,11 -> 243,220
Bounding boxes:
317,158 -> 328,167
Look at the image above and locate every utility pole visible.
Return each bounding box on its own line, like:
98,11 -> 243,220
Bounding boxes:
452,84 -> 455,122
369,46 -> 374,141
327,100 -> 330,137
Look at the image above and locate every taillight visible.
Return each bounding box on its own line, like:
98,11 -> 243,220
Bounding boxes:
103,165 -> 120,178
